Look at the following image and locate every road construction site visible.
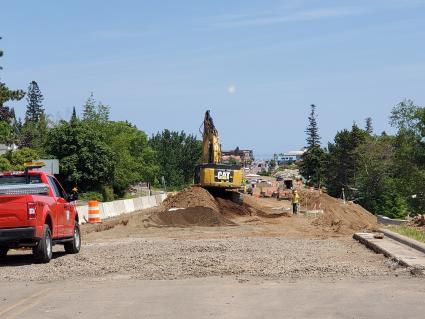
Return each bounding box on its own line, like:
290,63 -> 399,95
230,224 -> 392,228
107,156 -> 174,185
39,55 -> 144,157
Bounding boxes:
0,186 -> 416,282
2,184 -> 425,318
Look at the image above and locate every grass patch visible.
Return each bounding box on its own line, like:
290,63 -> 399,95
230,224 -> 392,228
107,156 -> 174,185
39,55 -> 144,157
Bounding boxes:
387,225 -> 425,243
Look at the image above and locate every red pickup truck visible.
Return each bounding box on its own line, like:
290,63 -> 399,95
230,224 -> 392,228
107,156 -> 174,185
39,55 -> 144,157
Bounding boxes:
0,169 -> 80,263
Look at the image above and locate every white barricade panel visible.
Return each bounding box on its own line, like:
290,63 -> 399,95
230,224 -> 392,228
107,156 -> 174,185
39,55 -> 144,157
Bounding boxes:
101,202 -> 115,218
133,197 -> 143,211
148,196 -> 156,207
113,200 -> 126,215
124,199 -> 135,213
141,196 -> 150,209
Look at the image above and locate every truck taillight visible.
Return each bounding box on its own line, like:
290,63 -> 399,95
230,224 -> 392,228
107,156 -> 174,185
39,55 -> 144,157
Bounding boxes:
27,202 -> 37,219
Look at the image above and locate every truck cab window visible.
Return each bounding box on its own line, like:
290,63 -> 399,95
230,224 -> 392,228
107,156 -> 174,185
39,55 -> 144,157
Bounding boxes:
53,177 -> 67,199
47,176 -> 62,198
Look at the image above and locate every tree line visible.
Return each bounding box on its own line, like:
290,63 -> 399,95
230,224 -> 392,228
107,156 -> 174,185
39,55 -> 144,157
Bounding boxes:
0,40 -> 201,200
301,102 -> 425,218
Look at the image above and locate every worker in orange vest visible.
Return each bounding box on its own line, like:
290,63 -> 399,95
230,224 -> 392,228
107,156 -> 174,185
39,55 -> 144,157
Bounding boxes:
292,189 -> 300,214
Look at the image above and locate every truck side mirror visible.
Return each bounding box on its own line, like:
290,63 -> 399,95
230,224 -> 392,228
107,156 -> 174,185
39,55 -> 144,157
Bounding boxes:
67,192 -> 78,202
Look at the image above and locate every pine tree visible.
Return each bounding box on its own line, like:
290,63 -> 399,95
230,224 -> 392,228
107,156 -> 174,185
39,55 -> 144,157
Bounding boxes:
300,104 -> 326,187
25,81 -> 45,123
10,107 -> 20,144
70,106 -> 78,125
365,117 -> 373,134
305,104 -> 320,148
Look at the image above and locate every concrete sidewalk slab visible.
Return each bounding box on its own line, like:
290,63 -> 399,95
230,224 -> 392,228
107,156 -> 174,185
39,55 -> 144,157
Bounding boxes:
354,232 -> 425,271
380,228 -> 425,254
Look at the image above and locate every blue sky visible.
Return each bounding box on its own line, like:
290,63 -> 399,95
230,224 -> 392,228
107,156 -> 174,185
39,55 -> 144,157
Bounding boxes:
2,0 -> 425,157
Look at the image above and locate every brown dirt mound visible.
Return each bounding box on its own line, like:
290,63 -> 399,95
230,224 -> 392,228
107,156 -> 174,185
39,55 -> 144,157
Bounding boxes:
301,190 -> 377,234
162,186 -> 221,213
148,206 -> 236,227
148,186 -> 260,227
217,197 -> 256,216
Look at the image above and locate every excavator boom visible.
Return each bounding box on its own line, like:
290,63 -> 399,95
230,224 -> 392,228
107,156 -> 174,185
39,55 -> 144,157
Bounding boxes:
202,110 -> 222,164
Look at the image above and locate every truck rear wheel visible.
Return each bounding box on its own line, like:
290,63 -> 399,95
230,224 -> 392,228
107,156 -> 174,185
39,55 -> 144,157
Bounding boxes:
64,222 -> 81,254
0,247 -> 8,258
33,224 -> 52,263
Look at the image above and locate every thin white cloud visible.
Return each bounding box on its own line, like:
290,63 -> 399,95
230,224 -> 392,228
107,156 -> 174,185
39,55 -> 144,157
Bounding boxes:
211,7 -> 357,28
92,30 -> 146,40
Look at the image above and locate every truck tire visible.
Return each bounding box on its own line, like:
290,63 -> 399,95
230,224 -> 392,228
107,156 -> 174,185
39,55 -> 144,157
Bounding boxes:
33,224 -> 53,263
64,222 -> 81,254
0,247 -> 8,258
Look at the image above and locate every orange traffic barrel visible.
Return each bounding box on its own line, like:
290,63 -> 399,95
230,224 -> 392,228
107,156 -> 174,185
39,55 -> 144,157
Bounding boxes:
88,200 -> 101,223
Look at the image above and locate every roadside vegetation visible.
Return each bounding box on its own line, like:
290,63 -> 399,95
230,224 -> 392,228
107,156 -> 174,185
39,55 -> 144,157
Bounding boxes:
0,40 -> 201,200
387,225 -> 425,244
301,103 -> 424,219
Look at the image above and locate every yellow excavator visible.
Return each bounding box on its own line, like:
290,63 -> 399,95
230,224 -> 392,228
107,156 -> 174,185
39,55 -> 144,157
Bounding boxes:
194,110 -> 244,203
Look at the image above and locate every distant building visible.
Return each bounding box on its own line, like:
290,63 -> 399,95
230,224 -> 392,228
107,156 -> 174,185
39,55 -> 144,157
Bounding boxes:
222,147 -> 254,166
278,150 -> 306,164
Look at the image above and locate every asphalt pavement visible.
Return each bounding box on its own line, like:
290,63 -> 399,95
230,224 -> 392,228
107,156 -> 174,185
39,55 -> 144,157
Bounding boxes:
1,277 -> 424,319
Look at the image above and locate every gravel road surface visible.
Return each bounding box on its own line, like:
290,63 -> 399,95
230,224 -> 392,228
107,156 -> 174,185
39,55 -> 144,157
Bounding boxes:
0,236 -> 404,281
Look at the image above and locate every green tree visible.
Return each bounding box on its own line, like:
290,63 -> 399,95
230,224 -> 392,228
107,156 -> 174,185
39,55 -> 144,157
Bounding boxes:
5,147 -> 40,170
376,179 -> 408,219
365,117 -> 373,134
45,119 -> 114,192
0,157 -> 12,171
82,93 -> 109,123
325,124 -> 369,199
70,106 -> 78,124
300,104 -> 326,187
390,100 -> 425,215
305,104 -> 320,147
149,130 -> 202,189
0,121 -> 12,143
19,113 -> 49,153
105,121 -> 158,196
390,99 -> 419,131
25,81 -> 45,123
355,135 -> 398,215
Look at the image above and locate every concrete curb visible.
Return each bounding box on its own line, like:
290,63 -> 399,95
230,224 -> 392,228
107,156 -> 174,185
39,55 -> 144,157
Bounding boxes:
352,233 -> 407,265
353,232 -> 425,273
380,228 -> 425,255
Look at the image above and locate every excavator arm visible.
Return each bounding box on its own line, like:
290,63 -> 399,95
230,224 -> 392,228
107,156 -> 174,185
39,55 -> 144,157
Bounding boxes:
202,110 -> 222,164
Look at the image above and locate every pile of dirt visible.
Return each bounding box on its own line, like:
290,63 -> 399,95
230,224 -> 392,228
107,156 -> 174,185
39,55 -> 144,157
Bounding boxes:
148,186 -> 234,227
162,186 -> 221,213
217,197 -> 257,217
148,206 -> 236,227
301,189 -> 378,234
148,186 -> 265,227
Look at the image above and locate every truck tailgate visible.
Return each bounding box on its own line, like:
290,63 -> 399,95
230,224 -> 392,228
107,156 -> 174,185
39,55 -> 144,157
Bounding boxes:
0,196 -> 29,228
